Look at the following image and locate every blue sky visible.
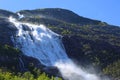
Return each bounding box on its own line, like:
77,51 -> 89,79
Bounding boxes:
0,0 -> 120,26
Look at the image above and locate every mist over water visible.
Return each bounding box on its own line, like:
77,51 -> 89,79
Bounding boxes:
9,16 -> 110,80
55,61 -> 101,80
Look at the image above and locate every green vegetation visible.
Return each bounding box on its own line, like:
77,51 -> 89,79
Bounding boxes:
0,68 -> 62,80
0,44 -> 62,80
0,44 -> 22,72
61,29 -> 72,35
103,60 -> 120,79
18,8 -> 101,25
0,44 -> 21,56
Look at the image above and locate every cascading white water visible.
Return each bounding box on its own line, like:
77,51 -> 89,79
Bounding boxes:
17,13 -> 24,19
9,17 -> 107,80
9,16 -> 69,66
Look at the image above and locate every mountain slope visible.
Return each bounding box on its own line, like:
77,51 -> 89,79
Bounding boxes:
18,8 -> 101,25
0,8 -> 120,79
18,8 -> 120,67
0,9 -> 17,18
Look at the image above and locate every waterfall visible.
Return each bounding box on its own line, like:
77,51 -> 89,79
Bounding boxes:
9,17 -> 108,80
17,13 -> 24,19
9,16 -> 69,66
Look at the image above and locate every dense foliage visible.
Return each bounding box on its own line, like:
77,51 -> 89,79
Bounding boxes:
0,68 -> 62,80
0,44 -> 21,71
103,60 -> 120,79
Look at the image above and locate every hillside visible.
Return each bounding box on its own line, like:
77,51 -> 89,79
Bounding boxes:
0,8 -> 120,80
18,8 -> 101,25
0,9 -> 17,18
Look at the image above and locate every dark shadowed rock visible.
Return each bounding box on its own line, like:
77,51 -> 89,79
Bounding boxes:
0,18 -> 17,46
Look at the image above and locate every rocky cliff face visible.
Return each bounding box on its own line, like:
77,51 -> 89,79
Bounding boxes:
0,53 -> 41,72
0,18 -> 16,46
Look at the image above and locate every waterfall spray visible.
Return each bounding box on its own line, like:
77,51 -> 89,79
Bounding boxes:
55,61 -> 101,80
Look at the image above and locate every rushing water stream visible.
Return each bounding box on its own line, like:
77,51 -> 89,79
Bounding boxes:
9,16 -> 108,80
